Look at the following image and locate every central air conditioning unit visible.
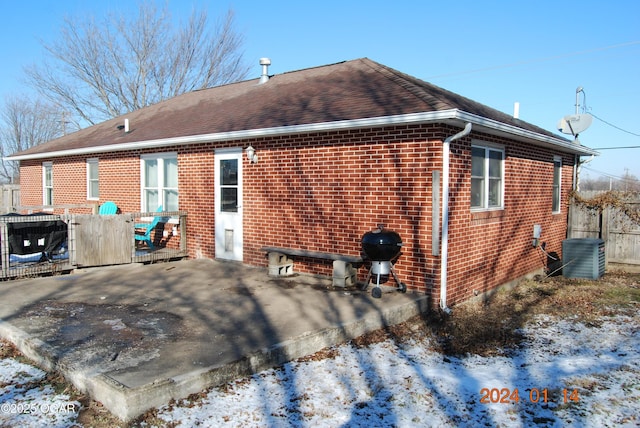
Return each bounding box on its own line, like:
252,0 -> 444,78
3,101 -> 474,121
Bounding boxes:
562,238 -> 605,279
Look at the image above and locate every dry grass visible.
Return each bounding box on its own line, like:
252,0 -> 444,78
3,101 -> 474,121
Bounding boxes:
422,269 -> 640,356
299,269 -> 640,359
1,269 -> 639,427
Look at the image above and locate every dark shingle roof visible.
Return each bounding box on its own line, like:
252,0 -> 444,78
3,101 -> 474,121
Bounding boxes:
10,58 -> 589,158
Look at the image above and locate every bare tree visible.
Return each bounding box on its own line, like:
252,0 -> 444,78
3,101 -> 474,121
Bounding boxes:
0,95 -> 64,183
619,170 -> 640,192
580,174 -> 611,191
25,2 -> 249,126
580,170 -> 640,192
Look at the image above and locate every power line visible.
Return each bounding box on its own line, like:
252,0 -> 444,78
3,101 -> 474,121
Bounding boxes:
425,40 -> 640,80
589,112 -> 640,138
582,166 -> 637,181
582,166 -> 622,180
579,88 -> 640,139
592,146 -> 640,150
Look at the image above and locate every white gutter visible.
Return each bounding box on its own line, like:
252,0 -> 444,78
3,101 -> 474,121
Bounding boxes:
440,122 -> 472,313
5,109 -> 598,161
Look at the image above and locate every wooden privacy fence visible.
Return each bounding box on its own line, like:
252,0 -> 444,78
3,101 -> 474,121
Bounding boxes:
72,210 -> 188,266
0,210 -> 187,279
568,191 -> 640,265
0,185 -> 20,214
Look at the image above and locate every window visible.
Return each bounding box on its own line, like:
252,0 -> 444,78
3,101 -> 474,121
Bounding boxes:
552,156 -> 562,213
471,144 -> 504,210
43,162 -> 53,205
220,159 -> 238,212
141,153 -> 178,211
87,158 -> 99,200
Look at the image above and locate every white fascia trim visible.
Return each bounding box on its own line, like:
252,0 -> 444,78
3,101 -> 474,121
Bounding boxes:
6,109 -> 598,161
454,110 -> 598,156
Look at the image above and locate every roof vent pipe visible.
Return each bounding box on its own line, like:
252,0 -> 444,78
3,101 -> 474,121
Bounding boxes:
124,118 -> 130,133
513,102 -> 520,119
259,58 -> 271,84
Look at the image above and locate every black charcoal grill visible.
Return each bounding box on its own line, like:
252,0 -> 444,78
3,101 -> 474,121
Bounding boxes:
360,224 -> 407,298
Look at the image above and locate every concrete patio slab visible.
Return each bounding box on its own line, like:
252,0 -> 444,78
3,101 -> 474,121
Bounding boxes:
0,258 -> 429,421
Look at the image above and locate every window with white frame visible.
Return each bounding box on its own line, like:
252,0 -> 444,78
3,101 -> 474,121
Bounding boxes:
552,156 -> 562,213
141,153 -> 178,212
87,158 -> 99,200
471,144 -> 504,210
43,162 -> 53,205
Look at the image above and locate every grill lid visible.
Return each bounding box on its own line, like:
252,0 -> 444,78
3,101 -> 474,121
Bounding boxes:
361,224 -> 403,261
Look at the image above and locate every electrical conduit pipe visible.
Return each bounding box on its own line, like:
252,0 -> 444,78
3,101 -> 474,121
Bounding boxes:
440,122 -> 472,313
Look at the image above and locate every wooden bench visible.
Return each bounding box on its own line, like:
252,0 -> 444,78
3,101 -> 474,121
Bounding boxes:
261,246 -> 363,287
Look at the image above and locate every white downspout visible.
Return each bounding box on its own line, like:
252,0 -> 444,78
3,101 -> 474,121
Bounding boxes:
440,122 -> 472,313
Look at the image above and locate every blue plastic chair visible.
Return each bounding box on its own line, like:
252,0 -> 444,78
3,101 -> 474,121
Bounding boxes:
98,201 -> 118,215
134,206 -> 163,229
134,206 -> 165,249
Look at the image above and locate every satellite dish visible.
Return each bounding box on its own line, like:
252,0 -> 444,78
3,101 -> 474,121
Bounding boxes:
557,113 -> 593,136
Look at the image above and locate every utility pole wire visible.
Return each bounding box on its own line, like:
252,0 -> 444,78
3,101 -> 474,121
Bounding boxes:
589,112 -> 640,138
579,88 -> 640,138
592,146 -> 640,150
425,40 -> 640,80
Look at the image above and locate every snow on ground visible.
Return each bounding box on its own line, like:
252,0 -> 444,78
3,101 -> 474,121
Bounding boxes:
0,357 -> 80,428
1,313 -> 638,427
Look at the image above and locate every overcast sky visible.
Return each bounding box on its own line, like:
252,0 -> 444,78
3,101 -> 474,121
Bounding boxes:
1,0 -> 638,180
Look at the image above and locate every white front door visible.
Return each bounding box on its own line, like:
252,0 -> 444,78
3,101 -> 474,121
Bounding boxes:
214,149 -> 243,261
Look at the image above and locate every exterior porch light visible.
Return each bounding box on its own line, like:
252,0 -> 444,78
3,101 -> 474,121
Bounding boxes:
246,145 -> 258,164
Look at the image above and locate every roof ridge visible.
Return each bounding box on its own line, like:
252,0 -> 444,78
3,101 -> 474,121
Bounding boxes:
357,59 -> 456,110
279,59 -> 352,76
363,59 -> 559,137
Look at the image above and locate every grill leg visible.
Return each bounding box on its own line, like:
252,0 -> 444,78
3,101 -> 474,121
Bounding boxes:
390,266 -> 401,287
390,265 -> 407,293
362,264 -> 400,298
361,269 -> 372,290
370,270 -> 382,298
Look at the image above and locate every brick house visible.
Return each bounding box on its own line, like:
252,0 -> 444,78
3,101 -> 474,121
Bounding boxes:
7,58 -> 597,309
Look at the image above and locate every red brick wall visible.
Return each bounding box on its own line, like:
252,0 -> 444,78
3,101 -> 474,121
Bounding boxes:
19,123 -> 575,308
242,125 -> 443,293
441,128 -> 572,306
20,154 -> 142,213
18,161 -> 43,206
176,146 -> 216,259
